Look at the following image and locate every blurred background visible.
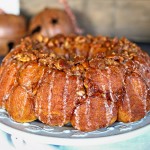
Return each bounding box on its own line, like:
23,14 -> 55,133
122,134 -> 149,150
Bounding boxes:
20,0 -> 150,42
0,0 -> 150,56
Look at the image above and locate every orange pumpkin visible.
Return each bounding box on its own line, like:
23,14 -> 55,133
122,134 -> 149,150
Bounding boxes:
0,14 -> 26,55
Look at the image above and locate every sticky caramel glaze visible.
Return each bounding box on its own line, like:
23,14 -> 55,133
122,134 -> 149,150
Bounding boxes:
35,69 -> 83,126
5,85 -> 36,122
71,93 -> 117,131
0,62 -> 18,108
18,62 -> 45,90
0,34 -> 149,131
118,73 -> 148,122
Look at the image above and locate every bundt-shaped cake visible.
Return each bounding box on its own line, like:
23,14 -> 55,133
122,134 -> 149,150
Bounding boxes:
0,34 -> 149,132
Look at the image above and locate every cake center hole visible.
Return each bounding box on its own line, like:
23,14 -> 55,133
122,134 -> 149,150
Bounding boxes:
51,18 -> 58,25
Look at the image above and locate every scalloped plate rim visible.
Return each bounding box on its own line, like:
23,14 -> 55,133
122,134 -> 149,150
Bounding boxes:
0,117 -> 150,145
0,120 -> 150,146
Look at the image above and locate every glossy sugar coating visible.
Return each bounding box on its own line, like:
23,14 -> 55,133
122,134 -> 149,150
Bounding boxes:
0,34 -> 149,132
